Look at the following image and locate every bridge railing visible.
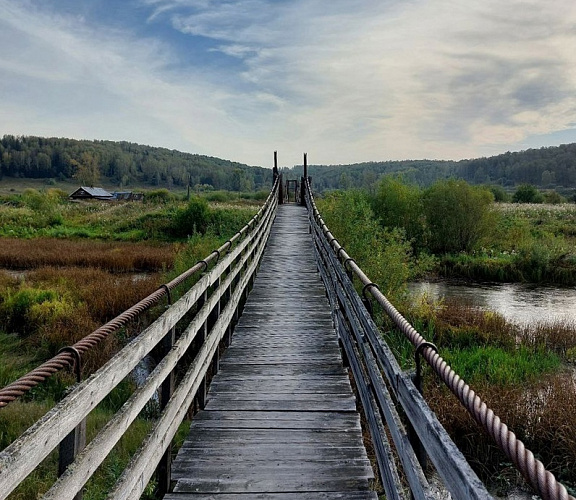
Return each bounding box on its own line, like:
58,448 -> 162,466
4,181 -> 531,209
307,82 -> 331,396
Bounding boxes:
0,180 -> 279,500
304,177 -> 574,500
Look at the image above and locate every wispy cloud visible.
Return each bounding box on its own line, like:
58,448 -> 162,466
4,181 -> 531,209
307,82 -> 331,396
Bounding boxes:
1,0 -> 575,167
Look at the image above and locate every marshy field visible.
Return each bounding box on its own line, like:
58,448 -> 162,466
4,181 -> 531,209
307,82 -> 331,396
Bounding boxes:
0,187 -> 259,499
1,182 -> 576,498
317,182 -> 576,496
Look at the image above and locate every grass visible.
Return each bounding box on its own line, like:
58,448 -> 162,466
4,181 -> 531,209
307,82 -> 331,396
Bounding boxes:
439,203 -> 576,284
0,184 -> 264,498
0,238 -> 175,271
441,345 -> 561,386
399,295 -> 576,491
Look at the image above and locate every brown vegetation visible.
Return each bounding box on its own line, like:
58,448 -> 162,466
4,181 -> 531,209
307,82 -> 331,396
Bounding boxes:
427,373 -> 576,493
0,238 -> 175,272
0,267 -> 163,372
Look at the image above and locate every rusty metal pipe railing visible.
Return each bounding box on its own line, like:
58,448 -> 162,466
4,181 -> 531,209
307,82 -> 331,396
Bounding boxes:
304,178 -> 574,500
0,179 -> 279,408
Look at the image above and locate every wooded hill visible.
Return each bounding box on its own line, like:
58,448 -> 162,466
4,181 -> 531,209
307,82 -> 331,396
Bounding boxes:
1,135 -> 576,193
0,135 -> 273,191
292,143 -> 576,193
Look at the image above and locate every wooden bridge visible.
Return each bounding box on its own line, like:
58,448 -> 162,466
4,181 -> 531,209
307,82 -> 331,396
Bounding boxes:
167,204 -> 376,498
0,160 -> 573,500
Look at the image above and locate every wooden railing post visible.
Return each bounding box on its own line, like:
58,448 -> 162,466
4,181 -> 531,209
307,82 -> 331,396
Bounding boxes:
279,173 -> 284,204
195,288 -> 209,412
300,152 -> 307,206
157,286 -> 176,496
58,347 -> 86,500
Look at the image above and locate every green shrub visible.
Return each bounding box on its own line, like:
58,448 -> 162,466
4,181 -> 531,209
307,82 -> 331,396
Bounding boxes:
513,184 -> 544,203
144,189 -> 176,204
422,180 -> 496,254
171,196 -> 210,237
371,175 -> 426,249
204,190 -> 237,203
317,190 -> 431,300
0,288 -> 61,336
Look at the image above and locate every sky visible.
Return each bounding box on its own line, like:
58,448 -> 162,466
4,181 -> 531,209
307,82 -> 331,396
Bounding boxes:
1,0 -> 576,168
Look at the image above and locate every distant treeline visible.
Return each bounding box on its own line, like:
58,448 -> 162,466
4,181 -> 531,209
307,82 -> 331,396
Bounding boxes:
0,135 -> 273,191
2,135 -> 576,193
289,143 -> 576,192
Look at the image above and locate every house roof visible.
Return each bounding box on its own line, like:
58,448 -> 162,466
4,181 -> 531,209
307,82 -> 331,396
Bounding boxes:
70,186 -> 114,198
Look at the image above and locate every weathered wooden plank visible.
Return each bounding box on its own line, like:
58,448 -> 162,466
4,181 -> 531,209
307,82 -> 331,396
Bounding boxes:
172,460 -> 373,475
213,364 -> 347,376
165,492 -> 378,500
169,204 -> 375,499
173,476 -> 373,494
209,379 -> 352,394
190,411 -> 361,430
205,399 -> 357,412
174,444 -> 369,459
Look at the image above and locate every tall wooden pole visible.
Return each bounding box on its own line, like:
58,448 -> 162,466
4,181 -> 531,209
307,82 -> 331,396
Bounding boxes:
300,153 -> 308,206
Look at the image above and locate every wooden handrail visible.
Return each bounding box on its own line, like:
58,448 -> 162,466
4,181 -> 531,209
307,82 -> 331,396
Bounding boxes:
0,179 -> 279,500
304,179 -> 493,500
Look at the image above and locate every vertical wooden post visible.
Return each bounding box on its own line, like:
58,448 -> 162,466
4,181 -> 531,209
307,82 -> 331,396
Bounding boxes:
58,423 -> 86,500
58,347 -> 86,500
273,151 -> 279,185
196,289 -> 209,411
157,289 -> 176,496
300,153 -> 307,206
279,173 -> 284,204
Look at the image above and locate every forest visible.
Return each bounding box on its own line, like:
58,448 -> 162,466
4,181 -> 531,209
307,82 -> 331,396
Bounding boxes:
290,142 -> 576,193
0,135 -> 273,191
2,135 -> 576,195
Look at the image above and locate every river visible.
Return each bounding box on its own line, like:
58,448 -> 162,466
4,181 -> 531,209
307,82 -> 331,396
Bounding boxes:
407,280 -> 576,326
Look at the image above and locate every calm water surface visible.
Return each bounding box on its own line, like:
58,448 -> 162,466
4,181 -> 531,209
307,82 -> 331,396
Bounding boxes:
408,281 -> 576,326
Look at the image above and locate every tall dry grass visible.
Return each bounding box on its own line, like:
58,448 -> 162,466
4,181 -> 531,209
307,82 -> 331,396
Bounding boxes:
0,238 -> 175,272
427,372 -> 576,493
0,267 -> 163,373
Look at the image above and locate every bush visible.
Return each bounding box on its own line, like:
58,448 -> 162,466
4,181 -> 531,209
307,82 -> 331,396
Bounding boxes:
204,191 -> 237,203
316,190 -> 430,300
513,184 -> 544,203
171,196 -> 210,237
487,185 -> 510,202
371,175 -> 426,249
144,189 -> 176,204
543,190 -> 566,204
423,180 -> 496,254
0,287 -> 60,336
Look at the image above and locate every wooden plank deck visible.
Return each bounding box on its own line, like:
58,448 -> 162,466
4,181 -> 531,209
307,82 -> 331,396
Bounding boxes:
166,204 -> 377,500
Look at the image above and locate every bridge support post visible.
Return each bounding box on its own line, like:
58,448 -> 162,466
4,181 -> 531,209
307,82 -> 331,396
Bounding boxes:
58,347 -> 86,500
300,152 -> 307,206
157,291 -> 177,496
195,289 -> 209,412
210,277 -> 221,375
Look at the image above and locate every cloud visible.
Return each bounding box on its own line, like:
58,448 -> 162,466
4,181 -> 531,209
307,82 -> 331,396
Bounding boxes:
1,0 -> 576,167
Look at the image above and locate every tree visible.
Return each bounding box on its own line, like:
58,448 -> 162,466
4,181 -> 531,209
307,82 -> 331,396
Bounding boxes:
422,180 -> 495,253
371,175 -> 425,249
487,185 -> 510,202
72,152 -> 100,186
512,184 -> 544,203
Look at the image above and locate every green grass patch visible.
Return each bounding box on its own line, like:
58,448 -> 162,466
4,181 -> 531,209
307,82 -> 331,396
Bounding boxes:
441,345 -> 561,386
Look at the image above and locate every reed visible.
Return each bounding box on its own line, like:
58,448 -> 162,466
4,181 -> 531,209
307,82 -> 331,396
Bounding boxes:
0,238 -> 175,271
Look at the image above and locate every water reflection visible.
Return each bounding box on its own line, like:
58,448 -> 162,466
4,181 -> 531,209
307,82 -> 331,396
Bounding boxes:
408,281 -> 576,326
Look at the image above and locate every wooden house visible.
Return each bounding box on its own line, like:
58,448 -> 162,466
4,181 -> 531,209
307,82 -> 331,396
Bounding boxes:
69,186 -> 114,201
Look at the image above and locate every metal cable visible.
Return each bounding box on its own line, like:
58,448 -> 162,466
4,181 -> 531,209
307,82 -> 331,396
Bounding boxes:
305,179 -> 574,500
0,179 -> 280,408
